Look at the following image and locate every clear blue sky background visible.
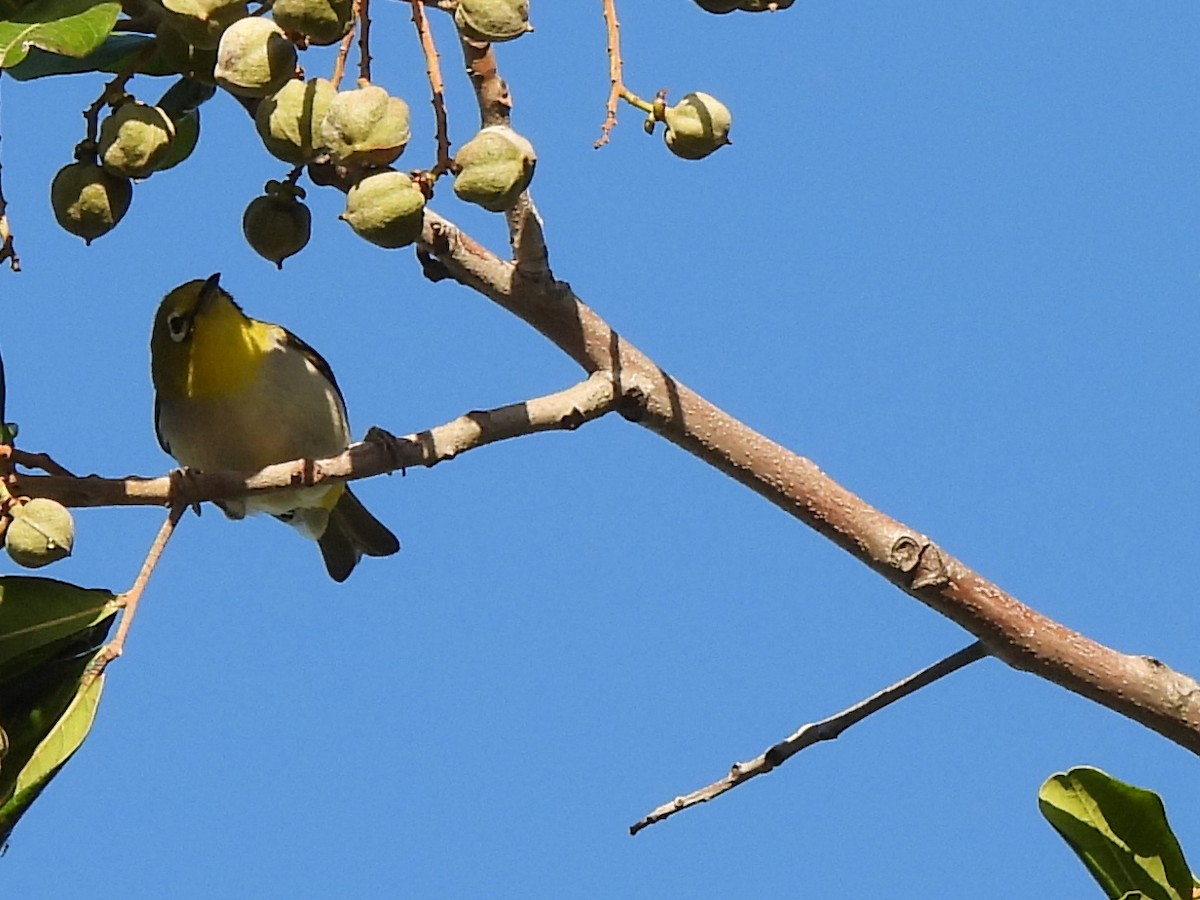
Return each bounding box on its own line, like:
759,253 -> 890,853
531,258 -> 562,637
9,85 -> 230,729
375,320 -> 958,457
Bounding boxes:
1,2 -> 1198,897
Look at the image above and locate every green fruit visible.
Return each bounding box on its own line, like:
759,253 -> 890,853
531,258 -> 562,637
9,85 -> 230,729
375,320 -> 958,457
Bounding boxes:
255,77 -> 335,164
243,180 -> 311,268
161,0 -> 247,49
452,125 -> 536,212
5,499 -> 74,569
155,21 -> 218,82
98,101 -> 176,179
341,169 -> 425,249
50,161 -> 132,245
454,0 -> 532,42
662,91 -> 732,160
319,83 -> 410,169
272,0 -> 353,46
215,17 -> 297,98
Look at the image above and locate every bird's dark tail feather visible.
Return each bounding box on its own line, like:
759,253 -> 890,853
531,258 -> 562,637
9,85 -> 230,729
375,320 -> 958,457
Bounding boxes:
318,488 -> 400,582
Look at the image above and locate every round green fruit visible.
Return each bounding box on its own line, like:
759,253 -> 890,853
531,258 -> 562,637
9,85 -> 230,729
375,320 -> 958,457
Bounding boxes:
5,499 -> 75,569
50,161 -> 132,245
161,0 -> 247,49
341,169 -> 426,249
255,77 -> 335,164
663,91 -> 732,160
215,17 -> 297,98
319,83 -> 411,169
454,0 -> 532,42
452,125 -> 536,212
272,0 -> 353,46
242,181 -> 311,268
98,101 -> 176,179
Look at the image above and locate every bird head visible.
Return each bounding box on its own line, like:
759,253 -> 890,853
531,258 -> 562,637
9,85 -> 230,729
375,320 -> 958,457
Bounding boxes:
151,273 -> 253,400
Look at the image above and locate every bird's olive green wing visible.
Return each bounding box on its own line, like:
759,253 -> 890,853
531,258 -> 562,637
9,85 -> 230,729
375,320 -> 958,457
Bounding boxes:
152,395 -> 172,456
282,329 -> 347,412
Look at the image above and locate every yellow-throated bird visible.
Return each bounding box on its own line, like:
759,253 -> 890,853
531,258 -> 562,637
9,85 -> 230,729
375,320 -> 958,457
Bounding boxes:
151,273 -> 399,581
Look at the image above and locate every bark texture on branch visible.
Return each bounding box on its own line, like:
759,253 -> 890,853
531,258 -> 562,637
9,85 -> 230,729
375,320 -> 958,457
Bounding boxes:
416,208 -> 1200,754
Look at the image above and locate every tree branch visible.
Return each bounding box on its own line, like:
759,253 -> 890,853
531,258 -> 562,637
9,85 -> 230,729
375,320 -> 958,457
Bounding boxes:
594,0 -> 623,148
415,208 -> 1200,754
409,0 -> 453,177
87,503 -> 185,680
630,641 -> 989,834
13,372 -> 631,509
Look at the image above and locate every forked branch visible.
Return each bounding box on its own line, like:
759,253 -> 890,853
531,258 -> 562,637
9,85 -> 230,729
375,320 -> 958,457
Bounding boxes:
414,207 -> 1200,755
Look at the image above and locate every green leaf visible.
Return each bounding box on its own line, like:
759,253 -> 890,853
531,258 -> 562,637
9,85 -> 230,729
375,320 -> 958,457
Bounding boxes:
0,611 -> 114,689
0,576 -> 117,682
0,0 -> 120,68
4,30 -> 150,79
1039,766 -> 1196,900
11,655 -> 102,793
0,645 -> 106,843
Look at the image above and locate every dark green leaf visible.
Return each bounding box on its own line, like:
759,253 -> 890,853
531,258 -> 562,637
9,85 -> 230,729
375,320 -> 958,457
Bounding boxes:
0,0 -> 121,68
0,576 -> 116,681
0,645 -> 106,843
1039,766 -> 1196,900
4,30 -> 150,79
156,75 -> 215,116
0,611 -> 114,687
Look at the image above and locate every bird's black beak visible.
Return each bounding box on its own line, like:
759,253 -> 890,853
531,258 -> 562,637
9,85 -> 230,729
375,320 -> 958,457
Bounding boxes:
197,272 -> 222,312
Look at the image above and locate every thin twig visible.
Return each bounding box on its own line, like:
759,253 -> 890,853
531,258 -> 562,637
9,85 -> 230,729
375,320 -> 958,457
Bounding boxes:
0,446 -> 76,477
15,372 -> 631,509
356,0 -> 372,82
0,150 -> 18,272
410,0 -> 454,176
630,642 -> 989,835
330,18 -> 357,89
81,44 -> 156,146
89,504 -> 185,678
594,0 -> 623,148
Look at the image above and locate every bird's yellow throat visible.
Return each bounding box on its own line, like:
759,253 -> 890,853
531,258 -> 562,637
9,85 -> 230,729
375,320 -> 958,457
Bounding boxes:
156,286 -> 276,402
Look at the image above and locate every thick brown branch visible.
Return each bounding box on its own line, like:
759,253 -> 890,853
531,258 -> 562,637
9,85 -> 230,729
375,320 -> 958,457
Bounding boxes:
630,642 -> 989,834
461,40 -> 510,128
14,373 -> 626,509
416,209 -> 1200,754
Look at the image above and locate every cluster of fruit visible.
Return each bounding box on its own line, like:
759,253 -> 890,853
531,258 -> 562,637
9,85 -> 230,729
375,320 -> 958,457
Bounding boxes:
48,0 -> 742,260
49,0 -> 538,265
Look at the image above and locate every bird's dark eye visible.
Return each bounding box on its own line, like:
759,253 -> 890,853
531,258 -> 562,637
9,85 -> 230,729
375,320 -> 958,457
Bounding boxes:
166,312 -> 191,343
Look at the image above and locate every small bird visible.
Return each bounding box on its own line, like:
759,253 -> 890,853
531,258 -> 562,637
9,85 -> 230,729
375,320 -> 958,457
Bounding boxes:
151,273 -> 399,581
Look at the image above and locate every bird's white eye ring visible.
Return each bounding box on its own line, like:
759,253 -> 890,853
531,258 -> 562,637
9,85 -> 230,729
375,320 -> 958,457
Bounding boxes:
166,313 -> 190,343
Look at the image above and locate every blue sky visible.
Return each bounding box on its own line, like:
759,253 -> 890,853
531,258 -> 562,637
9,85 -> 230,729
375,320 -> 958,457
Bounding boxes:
1,2 -> 1199,897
